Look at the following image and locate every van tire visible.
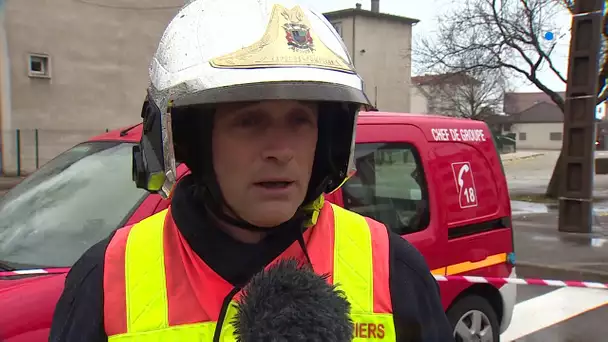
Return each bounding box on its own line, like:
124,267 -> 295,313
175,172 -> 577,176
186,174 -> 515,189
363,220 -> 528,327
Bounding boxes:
446,295 -> 500,342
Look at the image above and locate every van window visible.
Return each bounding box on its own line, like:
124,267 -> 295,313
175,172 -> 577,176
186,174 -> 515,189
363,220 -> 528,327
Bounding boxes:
342,143 -> 430,235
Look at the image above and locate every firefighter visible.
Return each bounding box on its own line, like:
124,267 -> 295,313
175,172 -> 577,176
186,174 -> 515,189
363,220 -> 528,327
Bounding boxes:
49,0 -> 453,341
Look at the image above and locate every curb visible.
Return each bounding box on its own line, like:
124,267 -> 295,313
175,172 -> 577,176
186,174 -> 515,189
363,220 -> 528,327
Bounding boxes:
502,153 -> 544,164
516,261 -> 608,283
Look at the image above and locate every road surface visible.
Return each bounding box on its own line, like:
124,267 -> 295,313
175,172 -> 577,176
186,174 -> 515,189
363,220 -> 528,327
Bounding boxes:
501,285 -> 608,341
502,151 -> 608,342
503,150 -> 608,197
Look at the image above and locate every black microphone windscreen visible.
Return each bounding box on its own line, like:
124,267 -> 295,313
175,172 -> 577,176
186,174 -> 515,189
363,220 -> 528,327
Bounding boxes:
231,258 -> 354,342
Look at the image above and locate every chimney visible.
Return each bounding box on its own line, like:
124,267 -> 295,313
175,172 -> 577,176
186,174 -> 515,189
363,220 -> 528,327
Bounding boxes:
356,3 -> 362,9
371,0 -> 379,12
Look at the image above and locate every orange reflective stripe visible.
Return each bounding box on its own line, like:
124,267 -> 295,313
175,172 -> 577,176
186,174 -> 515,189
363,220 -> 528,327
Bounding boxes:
431,267 -> 446,276
431,253 -> 508,276
104,225 -> 133,335
446,253 -> 507,275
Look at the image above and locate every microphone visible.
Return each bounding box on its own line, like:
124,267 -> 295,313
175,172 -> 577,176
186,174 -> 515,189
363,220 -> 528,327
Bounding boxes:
231,258 -> 354,342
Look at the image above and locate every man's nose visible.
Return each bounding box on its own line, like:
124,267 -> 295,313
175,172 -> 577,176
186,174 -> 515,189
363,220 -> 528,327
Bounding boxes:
261,128 -> 295,163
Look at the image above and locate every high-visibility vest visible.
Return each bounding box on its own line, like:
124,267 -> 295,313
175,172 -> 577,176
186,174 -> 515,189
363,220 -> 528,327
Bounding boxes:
103,201 -> 395,341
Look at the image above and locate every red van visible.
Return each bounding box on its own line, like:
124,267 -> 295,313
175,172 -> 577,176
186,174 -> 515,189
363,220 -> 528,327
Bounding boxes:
0,112 -> 516,342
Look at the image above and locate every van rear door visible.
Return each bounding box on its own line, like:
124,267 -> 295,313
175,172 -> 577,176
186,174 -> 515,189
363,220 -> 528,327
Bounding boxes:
331,123 -> 446,272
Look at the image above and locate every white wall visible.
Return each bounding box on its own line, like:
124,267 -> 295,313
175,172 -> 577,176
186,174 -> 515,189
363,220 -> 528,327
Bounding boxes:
409,86 -> 428,114
510,122 -> 564,150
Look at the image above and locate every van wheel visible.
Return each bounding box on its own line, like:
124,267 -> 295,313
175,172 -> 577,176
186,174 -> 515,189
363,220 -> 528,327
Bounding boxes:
446,295 -> 499,342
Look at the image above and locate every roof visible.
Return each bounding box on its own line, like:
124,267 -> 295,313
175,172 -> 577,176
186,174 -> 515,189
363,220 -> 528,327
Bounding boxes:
512,102 -> 563,123
484,114 -> 512,124
503,91 -> 565,114
412,73 -> 480,86
486,102 -> 564,124
324,8 -> 419,25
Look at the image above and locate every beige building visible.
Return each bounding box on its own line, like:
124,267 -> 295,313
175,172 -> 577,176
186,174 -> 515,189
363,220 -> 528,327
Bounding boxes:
0,0 -> 183,174
0,0 -> 418,174
410,85 -> 429,114
325,1 -> 418,112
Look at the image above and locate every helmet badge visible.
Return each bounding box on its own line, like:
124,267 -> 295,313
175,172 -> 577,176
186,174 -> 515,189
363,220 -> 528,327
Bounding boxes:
284,22 -> 314,52
283,9 -> 314,53
209,4 -> 355,73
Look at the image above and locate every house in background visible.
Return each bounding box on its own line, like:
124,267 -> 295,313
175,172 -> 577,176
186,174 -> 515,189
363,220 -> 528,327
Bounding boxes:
488,91 -> 607,150
0,0 -> 419,174
410,72 -> 484,117
325,0 -> 418,112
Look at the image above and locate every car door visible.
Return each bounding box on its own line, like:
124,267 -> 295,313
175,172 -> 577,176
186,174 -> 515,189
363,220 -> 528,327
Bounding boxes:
331,123 -> 446,272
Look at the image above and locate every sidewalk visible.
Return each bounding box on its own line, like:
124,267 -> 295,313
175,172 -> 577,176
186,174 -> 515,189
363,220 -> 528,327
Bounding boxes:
513,213 -> 608,283
501,151 -> 545,163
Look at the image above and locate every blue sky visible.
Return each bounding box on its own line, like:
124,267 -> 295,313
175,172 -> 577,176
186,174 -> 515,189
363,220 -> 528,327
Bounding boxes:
301,0 -> 573,93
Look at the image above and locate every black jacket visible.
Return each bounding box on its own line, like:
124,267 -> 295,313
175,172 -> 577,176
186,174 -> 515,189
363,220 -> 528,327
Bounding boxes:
49,176 -> 454,341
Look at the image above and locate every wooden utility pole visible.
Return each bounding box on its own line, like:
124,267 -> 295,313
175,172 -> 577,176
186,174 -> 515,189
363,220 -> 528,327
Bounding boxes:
558,0 -> 605,233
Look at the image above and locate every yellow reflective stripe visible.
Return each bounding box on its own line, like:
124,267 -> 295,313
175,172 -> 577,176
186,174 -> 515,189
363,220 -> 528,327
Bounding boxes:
446,253 -> 507,275
108,321 -> 216,341
352,313 -> 396,341
108,304 -> 240,341
218,302 -> 239,341
124,210 -> 170,333
331,203 -> 374,313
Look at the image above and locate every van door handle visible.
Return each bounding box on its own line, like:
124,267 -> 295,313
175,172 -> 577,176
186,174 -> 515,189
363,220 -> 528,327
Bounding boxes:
469,253 -> 489,263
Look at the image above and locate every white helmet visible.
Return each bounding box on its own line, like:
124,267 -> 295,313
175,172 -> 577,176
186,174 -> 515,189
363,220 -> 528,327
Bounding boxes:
133,0 -> 371,200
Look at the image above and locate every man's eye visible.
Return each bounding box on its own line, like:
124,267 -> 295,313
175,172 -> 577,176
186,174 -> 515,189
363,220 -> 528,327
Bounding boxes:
292,115 -> 314,126
236,116 -> 261,127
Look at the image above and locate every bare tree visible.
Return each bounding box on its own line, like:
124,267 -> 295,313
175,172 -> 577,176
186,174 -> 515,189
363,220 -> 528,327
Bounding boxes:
414,68 -> 507,120
415,0 -> 608,198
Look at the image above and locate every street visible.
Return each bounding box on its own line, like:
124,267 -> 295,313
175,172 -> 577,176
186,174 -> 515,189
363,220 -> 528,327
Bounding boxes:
502,285 -> 608,341
501,213 -> 608,341
503,151 -> 608,341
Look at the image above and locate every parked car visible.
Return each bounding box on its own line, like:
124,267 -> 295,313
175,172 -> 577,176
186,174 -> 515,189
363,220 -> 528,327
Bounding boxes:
0,112 -> 516,342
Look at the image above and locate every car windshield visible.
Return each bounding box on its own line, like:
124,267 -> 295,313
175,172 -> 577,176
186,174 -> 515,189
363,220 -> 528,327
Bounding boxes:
0,141 -> 148,269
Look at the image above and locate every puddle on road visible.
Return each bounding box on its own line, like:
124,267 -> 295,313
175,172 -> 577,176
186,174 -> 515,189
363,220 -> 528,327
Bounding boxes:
511,201 -> 550,215
530,233 -> 608,248
511,200 -> 608,218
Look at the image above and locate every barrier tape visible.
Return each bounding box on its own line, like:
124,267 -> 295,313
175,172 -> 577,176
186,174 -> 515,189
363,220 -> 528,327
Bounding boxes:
2,268 -> 608,290
434,275 -> 608,289
0,268 -> 70,277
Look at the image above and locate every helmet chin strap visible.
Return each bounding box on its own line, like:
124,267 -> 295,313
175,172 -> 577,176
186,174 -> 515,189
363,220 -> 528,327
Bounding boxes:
200,175 -> 330,233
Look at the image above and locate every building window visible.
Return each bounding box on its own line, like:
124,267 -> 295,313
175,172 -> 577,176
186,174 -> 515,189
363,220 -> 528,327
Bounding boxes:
342,143 -> 430,235
331,22 -> 343,37
549,132 -> 562,141
519,132 -> 527,141
28,53 -> 50,78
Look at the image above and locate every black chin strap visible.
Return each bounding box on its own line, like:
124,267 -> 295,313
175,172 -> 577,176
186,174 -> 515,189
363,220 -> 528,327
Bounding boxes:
200,174 -> 332,233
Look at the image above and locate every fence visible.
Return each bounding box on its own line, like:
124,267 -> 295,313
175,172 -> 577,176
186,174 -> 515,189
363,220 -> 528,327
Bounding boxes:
0,129 -> 111,176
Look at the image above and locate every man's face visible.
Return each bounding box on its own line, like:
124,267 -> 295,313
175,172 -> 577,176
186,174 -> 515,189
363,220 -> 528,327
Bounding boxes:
212,100 -> 319,227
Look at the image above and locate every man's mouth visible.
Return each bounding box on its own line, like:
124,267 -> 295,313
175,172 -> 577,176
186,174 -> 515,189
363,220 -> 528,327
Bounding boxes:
255,181 -> 294,189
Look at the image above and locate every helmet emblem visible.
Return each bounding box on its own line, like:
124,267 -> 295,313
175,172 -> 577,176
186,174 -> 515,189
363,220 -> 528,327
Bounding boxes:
284,22 -> 314,52
209,4 -> 355,73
